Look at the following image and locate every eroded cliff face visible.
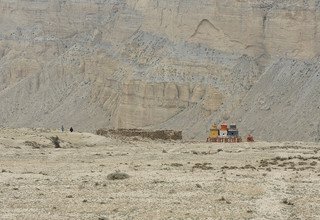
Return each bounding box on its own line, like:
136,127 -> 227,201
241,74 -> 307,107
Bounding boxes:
0,0 -> 319,141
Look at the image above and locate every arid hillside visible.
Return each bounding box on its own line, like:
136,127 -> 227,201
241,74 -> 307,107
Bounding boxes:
0,0 -> 319,141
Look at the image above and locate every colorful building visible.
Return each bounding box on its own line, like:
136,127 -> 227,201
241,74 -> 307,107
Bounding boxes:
209,124 -> 219,139
227,123 -> 239,137
219,123 -> 228,137
207,122 -> 242,143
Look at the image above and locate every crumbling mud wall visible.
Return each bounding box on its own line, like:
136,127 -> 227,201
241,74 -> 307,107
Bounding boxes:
96,129 -> 182,141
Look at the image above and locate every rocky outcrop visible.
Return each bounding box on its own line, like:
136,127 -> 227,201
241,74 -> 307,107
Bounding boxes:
0,0 -> 319,141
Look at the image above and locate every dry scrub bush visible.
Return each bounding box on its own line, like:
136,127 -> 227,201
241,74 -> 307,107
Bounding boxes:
24,141 -> 47,149
50,136 -> 61,148
107,171 -> 129,180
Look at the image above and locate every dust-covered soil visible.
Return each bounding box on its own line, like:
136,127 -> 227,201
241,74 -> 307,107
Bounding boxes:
0,128 -> 320,220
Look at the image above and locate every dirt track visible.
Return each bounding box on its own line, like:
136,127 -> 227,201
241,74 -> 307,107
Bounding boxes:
1,128 -> 320,219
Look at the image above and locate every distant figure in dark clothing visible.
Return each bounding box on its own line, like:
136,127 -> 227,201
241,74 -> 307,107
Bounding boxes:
61,125 -> 64,132
70,127 -> 74,132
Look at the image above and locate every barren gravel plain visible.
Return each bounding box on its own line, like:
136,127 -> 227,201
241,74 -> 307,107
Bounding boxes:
1,128 -> 320,220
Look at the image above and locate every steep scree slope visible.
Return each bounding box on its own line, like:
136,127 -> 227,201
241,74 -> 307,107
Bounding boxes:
0,0 -> 319,141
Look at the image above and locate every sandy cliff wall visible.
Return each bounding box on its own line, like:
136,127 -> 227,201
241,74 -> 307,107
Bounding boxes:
132,0 -> 320,59
0,0 -> 319,141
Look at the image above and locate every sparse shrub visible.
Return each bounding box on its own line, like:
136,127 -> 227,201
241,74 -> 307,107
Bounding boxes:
170,163 -> 183,167
282,198 -> 294,205
192,163 -> 213,170
24,141 -> 47,149
50,136 -> 61,148
241,164 -> 256,170
218,196 -> 231,204
152,180 -> 167,184
259,159 -> 269,167
310,161 -> 317,166
107,171 -> 129,180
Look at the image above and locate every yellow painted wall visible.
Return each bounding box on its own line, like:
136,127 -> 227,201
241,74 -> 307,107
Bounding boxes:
209,124 -> 219,138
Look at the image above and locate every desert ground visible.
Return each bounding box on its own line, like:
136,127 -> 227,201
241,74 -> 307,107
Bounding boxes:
0,128 -> 320,220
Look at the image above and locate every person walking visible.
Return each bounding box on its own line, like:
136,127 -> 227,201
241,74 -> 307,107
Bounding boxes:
70,127 -> 74,132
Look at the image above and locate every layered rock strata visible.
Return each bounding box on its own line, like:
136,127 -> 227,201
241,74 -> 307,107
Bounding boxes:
0,0 -> 319,141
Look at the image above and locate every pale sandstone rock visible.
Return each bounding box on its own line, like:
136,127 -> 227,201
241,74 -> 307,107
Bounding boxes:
0,0 -> 319,141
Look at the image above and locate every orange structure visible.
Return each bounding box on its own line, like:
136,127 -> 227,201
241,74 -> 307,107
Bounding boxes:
247,134 -> 254,142
220,123 -> 228,131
